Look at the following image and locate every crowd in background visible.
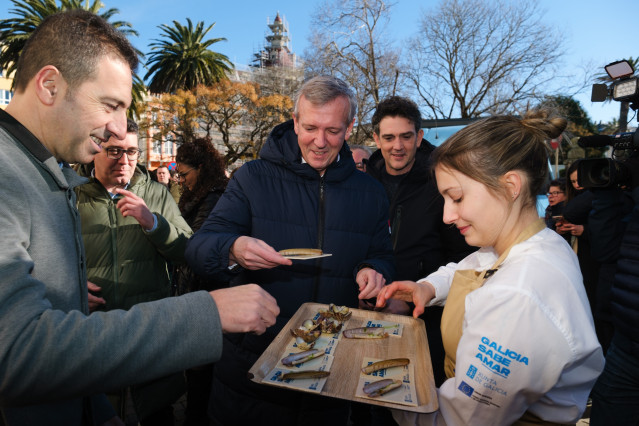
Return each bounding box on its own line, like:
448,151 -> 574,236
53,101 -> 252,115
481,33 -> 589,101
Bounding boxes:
1,8 -> 638,426
124,106 -> 618,426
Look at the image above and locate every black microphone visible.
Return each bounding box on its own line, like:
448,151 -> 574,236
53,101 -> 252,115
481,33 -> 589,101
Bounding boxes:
578,134 -> 613,148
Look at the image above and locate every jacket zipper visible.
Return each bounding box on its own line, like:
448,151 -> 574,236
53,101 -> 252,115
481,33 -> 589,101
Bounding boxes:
312,176 -> 326,301
391,204 -> 402,251
108,198 -> 119,305
317,176 -> 325,249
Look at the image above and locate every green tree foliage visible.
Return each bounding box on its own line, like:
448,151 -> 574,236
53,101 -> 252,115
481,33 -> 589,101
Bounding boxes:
0,0 -> 145,120
128,74 -> 148,120
0,0 -> 138,80
540,95 -> 596,137
539,95 -> 603,164
144,19 -> 233,94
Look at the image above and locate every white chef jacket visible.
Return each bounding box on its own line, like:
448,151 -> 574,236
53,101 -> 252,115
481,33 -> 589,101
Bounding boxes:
407,227 -> 604,426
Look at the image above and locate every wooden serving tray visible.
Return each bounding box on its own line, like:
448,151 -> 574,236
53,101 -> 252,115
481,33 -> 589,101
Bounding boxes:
248,302 -> 438,413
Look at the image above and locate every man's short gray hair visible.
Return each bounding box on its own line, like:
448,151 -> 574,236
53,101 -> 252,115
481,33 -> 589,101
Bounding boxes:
351,145 -> 373,156
293,75 -> 357,125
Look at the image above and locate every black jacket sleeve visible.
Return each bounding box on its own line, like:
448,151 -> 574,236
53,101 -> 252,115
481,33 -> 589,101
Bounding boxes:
563,191 -> 595,225
589,188 -> 634,263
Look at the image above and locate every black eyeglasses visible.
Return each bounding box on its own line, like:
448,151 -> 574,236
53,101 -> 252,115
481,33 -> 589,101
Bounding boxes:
355,158 -> 368,171
546,191 -> 564,196
175,168 -> 195,181
105,147 -> 142,161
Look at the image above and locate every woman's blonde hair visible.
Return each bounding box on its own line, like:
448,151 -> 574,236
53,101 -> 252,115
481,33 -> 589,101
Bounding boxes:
432,110 -> 567,210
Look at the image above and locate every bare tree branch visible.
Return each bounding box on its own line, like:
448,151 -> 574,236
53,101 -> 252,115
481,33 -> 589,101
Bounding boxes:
406,0 -> 564,119
303,0 -> 402,143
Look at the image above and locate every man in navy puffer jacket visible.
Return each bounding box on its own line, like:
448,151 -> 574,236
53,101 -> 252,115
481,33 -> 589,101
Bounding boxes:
186,76 -> 395,426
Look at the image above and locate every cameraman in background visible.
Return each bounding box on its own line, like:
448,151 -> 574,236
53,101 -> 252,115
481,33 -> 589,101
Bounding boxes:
586,159 -> 637,424
581,59 -> 639,424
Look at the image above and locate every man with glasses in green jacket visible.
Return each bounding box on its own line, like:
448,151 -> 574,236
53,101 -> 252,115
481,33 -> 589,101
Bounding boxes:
74,119 -> 192,425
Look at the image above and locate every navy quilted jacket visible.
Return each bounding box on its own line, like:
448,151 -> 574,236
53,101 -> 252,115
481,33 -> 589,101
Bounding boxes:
590,186 -> 639,353
186,120 -> 395,329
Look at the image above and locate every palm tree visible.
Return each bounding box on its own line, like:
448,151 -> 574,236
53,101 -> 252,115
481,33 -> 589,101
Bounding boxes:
0,0 -> 147,119
144,18 -> 233,94
128,74 -> 148,120
0,0 -> 138,79
594,57 -> 638,133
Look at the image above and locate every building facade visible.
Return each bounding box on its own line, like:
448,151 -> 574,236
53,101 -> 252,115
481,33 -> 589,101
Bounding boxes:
0,66 -> 13,109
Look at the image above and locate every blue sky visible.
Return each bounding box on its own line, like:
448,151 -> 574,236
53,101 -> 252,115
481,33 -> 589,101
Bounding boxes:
2,0 -> 636,125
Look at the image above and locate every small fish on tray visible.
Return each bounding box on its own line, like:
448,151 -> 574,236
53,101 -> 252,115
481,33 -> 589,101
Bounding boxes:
281,348 -> 327,366
361,358 -> 410,375
279,370 -> 331,381
278,248 -> 332,260
363,379 -> 403,397
343,326 -> 389,339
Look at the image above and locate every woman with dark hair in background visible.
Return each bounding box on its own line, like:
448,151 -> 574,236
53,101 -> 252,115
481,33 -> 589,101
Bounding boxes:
544,178 -> 567,233
559,162 -> 598,296
175,138 -> 228,265
173,137 -> 229,426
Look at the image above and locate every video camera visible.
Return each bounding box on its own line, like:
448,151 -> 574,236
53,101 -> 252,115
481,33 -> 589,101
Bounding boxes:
577,60 -> 639,189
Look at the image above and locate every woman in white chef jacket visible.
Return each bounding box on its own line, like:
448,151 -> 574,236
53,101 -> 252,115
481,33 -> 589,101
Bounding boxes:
376,110 -> 604,426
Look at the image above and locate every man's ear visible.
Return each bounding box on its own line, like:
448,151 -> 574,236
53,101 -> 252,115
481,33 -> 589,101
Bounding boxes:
372,131 -> 381,149
34,66 -> 63,106
416,128 -> 424,147
292,113 -> 299,135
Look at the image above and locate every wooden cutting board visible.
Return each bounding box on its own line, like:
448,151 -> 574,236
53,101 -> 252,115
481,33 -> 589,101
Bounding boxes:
248,302 -> 439,413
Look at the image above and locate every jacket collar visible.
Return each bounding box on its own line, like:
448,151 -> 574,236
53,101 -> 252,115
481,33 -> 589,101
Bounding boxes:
259,119 -> 356,182
0,109 -> 87,189
0,109 -> 52,162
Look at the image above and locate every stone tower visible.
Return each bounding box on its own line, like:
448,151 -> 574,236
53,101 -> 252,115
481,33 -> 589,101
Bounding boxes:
253,12 -> 297,68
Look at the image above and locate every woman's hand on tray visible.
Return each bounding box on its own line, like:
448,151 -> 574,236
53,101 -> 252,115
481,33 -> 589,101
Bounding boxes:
376,281 -> 436,318
359,298 -> 411,315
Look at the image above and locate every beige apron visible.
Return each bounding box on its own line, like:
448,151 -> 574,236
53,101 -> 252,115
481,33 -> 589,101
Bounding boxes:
440,219 -> 568,426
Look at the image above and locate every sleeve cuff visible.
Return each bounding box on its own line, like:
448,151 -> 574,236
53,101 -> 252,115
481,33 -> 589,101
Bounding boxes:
419,274 -> 449,306
144,213 -> 158,232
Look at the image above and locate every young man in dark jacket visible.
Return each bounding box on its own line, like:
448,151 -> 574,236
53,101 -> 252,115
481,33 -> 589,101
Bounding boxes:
367,96 -> 476,388
186,76 -> 395,426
